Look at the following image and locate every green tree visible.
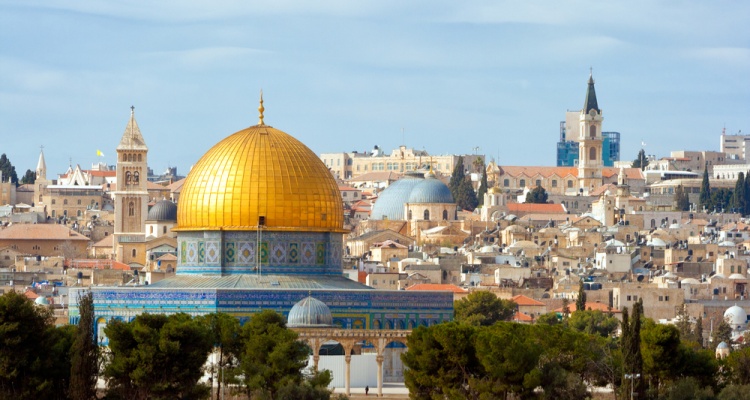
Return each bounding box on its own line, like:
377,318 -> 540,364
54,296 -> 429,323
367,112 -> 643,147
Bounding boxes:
631,149 -> 649,171
661,377 -> 714,400
402,322 -> 482,399
449,156 -> 466,195
455,179 -> 479,211
103,313 -> 213,400
536,312 -> 562,326
694,316 -> 704,348
20,169 -> 35,185
477,169 -> 488,206
525,185 -> 549,204
641,319 -> 682,392
621,301 -> 645,399
200,313 -> 240,400
0,154 -> 18,184
712,318 -> 733,350
236,310 -> 311,399
674,185 -> 690,211
733,172 -> 747,214
454,291 -> 516,326
718,384 -> 750,400
725,346 -> 750,385
710,187 -> 734,213
674,303 -> 693,341
69,292 -> 99,400
699,163 -> 711,211
567,310 -> 619,338
744,172 -> 750,215
575,280 -> 587,311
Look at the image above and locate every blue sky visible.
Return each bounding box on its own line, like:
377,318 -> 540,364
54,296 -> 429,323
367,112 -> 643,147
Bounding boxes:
1,1 -> 748,178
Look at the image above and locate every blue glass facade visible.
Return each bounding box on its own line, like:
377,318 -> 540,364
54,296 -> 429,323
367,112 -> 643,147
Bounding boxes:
556,130 -> 620,167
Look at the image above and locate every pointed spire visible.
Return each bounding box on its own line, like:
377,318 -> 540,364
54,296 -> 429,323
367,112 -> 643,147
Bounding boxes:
258,90 -> 265,125
583,70 -> 600,113
36,146 -> 46,180
117,106 -> 148,151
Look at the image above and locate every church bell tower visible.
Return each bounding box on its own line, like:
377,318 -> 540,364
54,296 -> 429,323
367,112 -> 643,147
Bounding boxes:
578,71 -> 604,194
113,107 -> 149,266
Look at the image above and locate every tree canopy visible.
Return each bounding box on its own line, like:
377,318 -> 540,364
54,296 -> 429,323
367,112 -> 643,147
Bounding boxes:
631,149 -> 649,171
699,163 -> 711,211
20,169 -> 35,185
454,291 -> 517,326
525,185 -> 549,204
0,154 -> 18,185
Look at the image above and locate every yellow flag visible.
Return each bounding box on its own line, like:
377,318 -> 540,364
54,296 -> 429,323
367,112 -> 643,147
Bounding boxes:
96,150 -> 104,157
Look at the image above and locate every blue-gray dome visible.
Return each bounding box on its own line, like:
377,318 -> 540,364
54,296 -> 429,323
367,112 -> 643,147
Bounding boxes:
148,200 -> 177,221
287,296 -> 333,328
407,176 -> 454,204
370,175 -> 424,220
34,296 -> 49,306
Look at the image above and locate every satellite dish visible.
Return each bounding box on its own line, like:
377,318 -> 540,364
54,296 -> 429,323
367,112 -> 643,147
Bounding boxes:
637,274 -> 645,282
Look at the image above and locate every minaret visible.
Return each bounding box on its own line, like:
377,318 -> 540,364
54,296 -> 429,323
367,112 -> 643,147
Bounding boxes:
113,106 -> 149,266
578,71 -> 604,193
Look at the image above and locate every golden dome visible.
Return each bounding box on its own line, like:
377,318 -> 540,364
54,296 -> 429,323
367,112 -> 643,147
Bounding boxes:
176,123 -> 345,233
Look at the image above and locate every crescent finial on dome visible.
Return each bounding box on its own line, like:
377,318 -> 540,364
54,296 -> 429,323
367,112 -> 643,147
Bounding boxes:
258,90 -> 265,125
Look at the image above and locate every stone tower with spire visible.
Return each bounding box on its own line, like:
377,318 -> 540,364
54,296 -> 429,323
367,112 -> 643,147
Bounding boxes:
577,72 -> 604,193
113,107 -> 149,266
33,147 -> 48,207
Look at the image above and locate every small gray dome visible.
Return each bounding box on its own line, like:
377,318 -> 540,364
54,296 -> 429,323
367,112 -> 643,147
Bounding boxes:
717,341 -> 730,349
407,176 -> 454,204
370,176 -> 423,220
148,200 -> 177,221
287,296 -> 333,328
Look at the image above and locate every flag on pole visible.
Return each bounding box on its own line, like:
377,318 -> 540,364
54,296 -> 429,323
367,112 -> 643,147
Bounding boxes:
96,150 -> 104,157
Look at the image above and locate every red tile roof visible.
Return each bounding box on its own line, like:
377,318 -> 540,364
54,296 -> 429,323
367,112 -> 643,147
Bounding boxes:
406,283 -> 467,293
513,311 -> 534,322
554,302 -> 621,313
511,294 -> 545,306
0,224 -> 89,241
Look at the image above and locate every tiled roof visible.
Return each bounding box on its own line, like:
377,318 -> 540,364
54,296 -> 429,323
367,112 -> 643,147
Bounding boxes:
513,311 -> 534,322
554,302 -> 621,313
92,235 -> 114,247
512,294 -> 545,306
87,170 -> 116,177
589,183 -> 617,197
338,186 -> 359,191
508,203 -> 565,214
406,283 -> 467,293
24,290 -> 39,300
167,178 -> 186,192
498,166 -> 578,178
0,224 -> 89,241
156,253 -> 177,261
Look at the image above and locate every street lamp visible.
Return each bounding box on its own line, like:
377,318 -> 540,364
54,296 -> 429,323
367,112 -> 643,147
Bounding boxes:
624,373 -> 640,400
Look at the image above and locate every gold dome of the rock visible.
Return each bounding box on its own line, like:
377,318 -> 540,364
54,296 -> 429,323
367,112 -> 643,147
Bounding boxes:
176,122 -> 344,233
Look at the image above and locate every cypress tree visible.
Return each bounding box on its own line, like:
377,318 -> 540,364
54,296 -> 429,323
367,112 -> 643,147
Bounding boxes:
449,156 -> 466,196
575,279 -> 587,311
732,172 -> 746,214
698,163 -> 711,212
69,291 -> 99,400
744,171 -> 750,215
477,169 -> 488,206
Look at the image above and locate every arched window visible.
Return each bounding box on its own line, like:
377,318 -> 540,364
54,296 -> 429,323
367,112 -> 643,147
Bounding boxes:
133,171 -> 140,184
77,210 -> 81,217
163,226 -> 167,234
520,179 -> 526,187
63,199 -> 68,205
125,171 -> 131,184
443,210 -> 448,220
407,209 -> 412,220
137,154 -> 142,162
590,125 -> 597,138
128,201 -> 135,217
132,249 -> 137,258
127,154 -> 132,162
589,147 -> 597,161
651,219 -> 656,228
424,209 -> 430,220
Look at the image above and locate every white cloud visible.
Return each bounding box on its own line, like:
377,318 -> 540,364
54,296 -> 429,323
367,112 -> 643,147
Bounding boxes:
144,46 -> 268,69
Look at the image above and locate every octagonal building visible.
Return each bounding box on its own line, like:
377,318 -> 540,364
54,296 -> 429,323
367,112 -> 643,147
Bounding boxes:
76,98 -> 453,335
